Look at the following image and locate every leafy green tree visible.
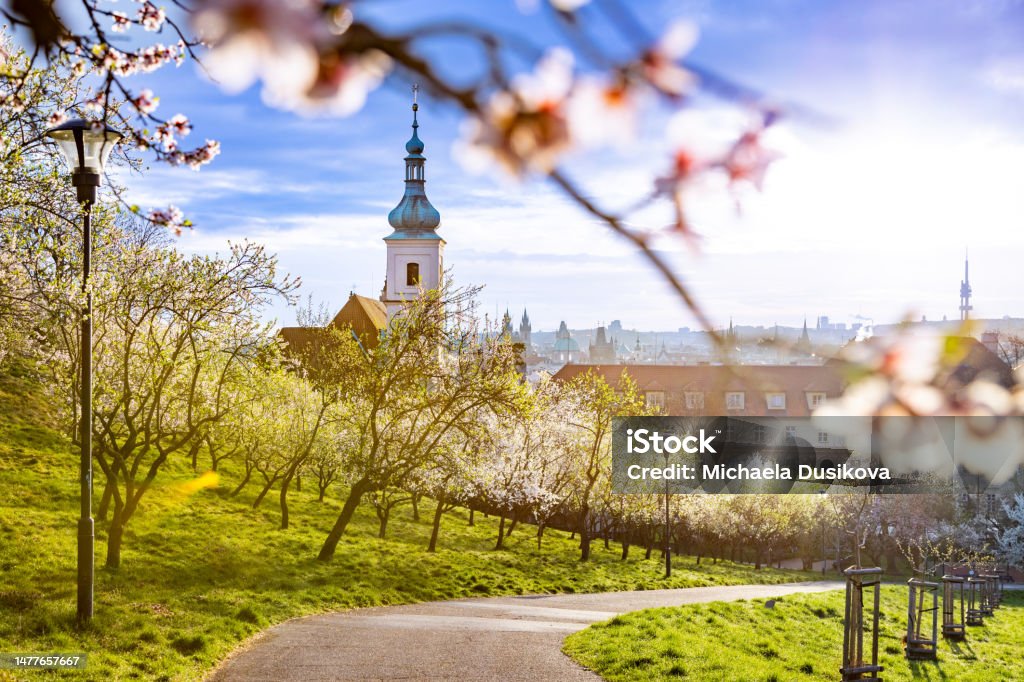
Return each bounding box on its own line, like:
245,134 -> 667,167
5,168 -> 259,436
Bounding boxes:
560,369 -> 644,562
317,285 -> 526,561
63,226 -> 294,567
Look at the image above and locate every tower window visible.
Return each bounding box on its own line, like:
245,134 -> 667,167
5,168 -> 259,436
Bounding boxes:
406,262 -> 420,286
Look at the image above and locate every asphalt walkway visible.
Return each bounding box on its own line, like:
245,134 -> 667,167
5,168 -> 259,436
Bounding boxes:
212,580 -> 844,681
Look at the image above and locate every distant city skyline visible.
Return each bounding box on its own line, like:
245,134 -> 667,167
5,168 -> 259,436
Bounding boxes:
114,0 -> 1024,331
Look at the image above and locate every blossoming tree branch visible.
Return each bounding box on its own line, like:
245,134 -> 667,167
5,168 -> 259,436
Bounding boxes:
2,0 -> 1022,424
1,0 -> 781,330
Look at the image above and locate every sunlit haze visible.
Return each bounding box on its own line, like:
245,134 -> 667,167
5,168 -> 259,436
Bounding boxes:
115,0 -> 1024,332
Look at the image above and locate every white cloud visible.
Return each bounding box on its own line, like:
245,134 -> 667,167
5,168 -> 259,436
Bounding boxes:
982,59 -> 1024,93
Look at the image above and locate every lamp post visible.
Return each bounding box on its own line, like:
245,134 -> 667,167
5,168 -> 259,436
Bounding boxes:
44,118 -> 121,623
819,488 -> 828,576
664,451 -> 672,578
821,519 -> 827,576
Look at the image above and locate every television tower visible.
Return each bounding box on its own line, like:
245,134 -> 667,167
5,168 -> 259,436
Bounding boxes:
959,250 -> 972,321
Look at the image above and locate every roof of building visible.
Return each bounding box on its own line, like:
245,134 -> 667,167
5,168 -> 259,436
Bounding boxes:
551,338 -> 1014,414
551,363 -> 846,416
279,293 -> 387,355
334,293 -> 388,333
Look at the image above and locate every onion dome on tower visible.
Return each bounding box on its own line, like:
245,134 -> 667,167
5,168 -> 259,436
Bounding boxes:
386,88 -> 441,237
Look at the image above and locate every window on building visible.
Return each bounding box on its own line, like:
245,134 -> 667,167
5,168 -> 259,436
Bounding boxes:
645,391 -> 665,410
684,391 -> 705,410
766,392 -> 786,410
406,262 -> 420,286
817,431 -> 829,444
806,392 -> 827,409
785,425 -> 797,439
726,392 -> 745,410
754,424 -> 766,444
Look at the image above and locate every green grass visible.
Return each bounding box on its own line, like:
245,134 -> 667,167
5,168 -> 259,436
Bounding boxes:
564,586 -> 1024,681
0,366 -> 816,681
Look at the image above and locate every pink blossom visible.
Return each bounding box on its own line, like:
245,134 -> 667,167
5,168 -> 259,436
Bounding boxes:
460,48 -> 574,176
111,11 -> 131,33
642,21 -> 698,97
167,113 -> 192,137
138,2 -> 166,31
185,139 -> 221,169
47,112 -> 68,126
138,44 -> 177,72
194,0 -> 388,113
265,49 -> 391,115
131,88 -> 160,114
567,76 -> 638,148
83,94 -> 104,114
193,0 -> 327,94
147,205 -> 187,235
721,128 -> 779,191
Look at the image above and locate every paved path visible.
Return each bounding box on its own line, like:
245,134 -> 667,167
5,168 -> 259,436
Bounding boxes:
212,581 -> 843,681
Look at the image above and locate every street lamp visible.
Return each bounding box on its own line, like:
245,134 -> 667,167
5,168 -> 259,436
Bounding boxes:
817,489 -> 827,576
664,451 -> 672,578
44,118 -> 121,623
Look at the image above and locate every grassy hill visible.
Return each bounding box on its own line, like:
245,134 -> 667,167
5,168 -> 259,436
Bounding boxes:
0,365 -> 815,681
564,586 -> 1024,681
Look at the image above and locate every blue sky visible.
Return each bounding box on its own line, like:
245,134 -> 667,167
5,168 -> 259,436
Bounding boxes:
101,0 -> 1024,331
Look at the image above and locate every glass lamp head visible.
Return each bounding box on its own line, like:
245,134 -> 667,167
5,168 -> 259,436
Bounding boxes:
45,118 -> 123,174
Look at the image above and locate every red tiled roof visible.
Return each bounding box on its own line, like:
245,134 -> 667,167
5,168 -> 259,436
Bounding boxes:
551,364 -> 846,416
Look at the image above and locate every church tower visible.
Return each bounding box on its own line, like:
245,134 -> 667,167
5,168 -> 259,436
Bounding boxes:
519,309 -> 532,347
381,86 -> 445,323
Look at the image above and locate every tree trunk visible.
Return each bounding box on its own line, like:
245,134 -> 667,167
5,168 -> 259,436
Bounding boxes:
97,477 -> 115,522
505,518 -> 518,537
318,485 -> 328,503
252,476 -> 276,509
468,508 -> 474,526
411,493 -> 420,522
604,536 -> 610,550
428,499 -> 445,552
536,524 -> 545,550
105,502 -> 126,569
279,474 -> 293,530
230,464 -> 253,497
579,510 -> 591,561
378,509 -> 390,539
318,477 -> 371,561
189,440 -> 200,472
495,516 -> 506,550
294,474 -> 301,492
645,543 -> 653,560
621,542 -> 630,560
